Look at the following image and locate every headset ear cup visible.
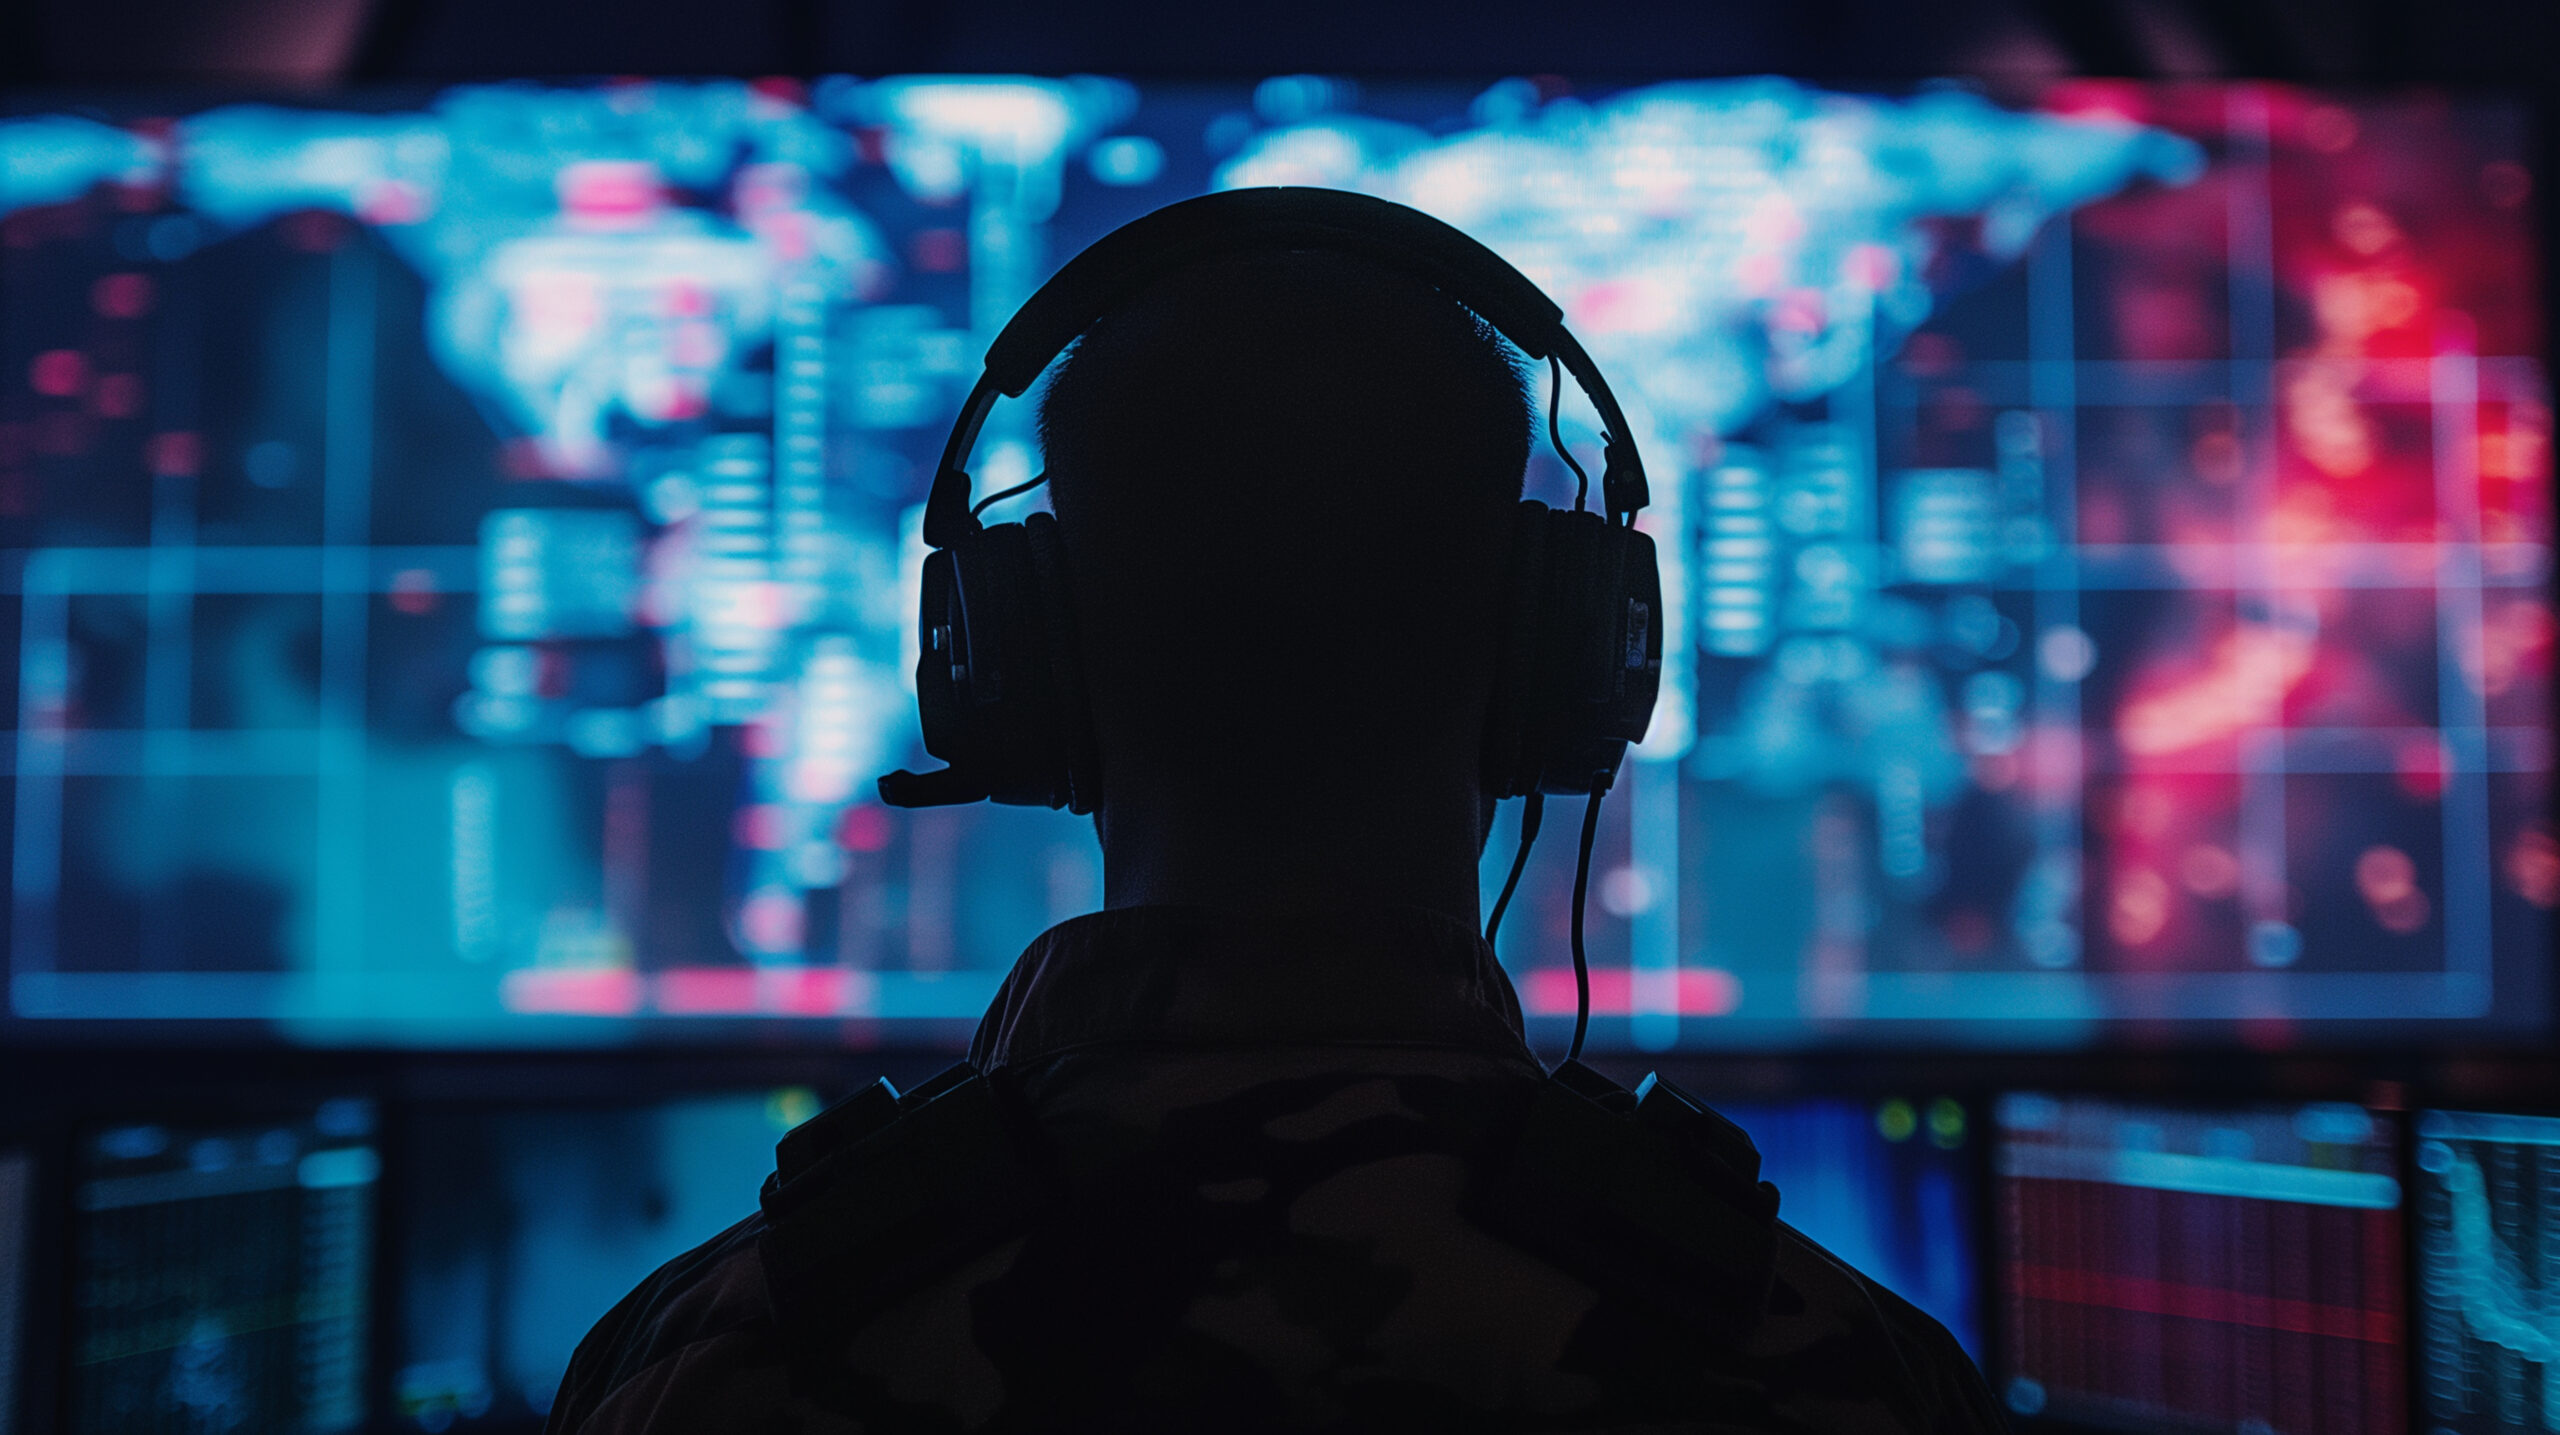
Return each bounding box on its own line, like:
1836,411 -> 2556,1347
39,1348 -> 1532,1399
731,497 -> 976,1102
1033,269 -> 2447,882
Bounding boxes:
913,548 -> 968,768
1483,501 -> 1551,800
1022,512 -> 1101,814
1535,506 -> 1603,792
942,523 -> 1075,808
1506,506 -> 1664,795
1602,522 -> 1665,742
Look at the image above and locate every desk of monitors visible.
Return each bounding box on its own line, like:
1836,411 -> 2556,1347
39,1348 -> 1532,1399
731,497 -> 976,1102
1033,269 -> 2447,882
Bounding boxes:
0,1071 -> 2555,1433
0,66 -> 2551,1435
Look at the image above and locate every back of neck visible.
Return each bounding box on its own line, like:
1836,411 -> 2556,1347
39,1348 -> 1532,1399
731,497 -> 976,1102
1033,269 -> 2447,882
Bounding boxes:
1096,768 -> 1486,932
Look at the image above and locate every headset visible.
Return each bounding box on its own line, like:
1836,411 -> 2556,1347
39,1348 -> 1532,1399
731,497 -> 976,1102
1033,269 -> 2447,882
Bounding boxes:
876,186 -> 1663,1061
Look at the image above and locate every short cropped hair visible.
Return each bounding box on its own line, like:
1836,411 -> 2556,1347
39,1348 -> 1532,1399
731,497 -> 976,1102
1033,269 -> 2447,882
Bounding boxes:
1038,249 -> 1534,783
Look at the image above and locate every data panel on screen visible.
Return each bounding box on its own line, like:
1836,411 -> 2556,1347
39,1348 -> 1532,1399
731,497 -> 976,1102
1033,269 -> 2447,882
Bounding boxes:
2415,1109 -> 2560,1434
395,1088 -> 811,1429
0,78 -> 2546,1043
1720,1095 -> 1981,1357
69,1101 -> 377,1434
1997,1093 -> 2405,1433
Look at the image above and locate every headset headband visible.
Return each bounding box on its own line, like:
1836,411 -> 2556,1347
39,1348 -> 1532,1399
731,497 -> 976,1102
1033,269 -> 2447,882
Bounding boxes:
921,186 -> 1651,549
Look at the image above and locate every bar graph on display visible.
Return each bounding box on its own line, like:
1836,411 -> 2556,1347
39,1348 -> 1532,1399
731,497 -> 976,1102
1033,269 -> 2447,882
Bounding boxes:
1996,1092 -> 2406,1433
2418,1110 -> 2560,1433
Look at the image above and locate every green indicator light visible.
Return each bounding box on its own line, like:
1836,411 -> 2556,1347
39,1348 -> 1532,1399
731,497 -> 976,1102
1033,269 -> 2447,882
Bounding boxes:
768,1086 -> 821,1130
1877,1098 -> 1917,1142
1927,1097 -> 1967,1148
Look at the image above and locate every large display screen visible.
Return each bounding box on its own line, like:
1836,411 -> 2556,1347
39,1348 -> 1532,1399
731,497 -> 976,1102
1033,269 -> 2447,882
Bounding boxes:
0,78 -> 2546,1044
1997,1092 -> 2406,1432
2414,1108 -> 2560,1433
396,1088 -> 811,1429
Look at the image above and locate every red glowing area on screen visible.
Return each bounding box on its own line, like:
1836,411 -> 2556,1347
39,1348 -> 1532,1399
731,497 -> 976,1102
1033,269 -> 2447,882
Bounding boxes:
1523,966 -> 1742,1017
499,967 -> 644,1016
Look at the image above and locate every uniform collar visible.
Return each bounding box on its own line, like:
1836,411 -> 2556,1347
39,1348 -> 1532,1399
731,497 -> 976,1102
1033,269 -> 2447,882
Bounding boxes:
968,903 -> 1539,1072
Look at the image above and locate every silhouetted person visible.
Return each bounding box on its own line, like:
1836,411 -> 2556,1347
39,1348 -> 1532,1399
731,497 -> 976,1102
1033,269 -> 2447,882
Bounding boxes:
547,245 -> 2003,1432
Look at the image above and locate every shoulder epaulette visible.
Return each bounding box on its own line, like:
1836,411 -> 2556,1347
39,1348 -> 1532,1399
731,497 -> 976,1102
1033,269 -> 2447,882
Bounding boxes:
756,1063 -> 1048,1407
1477,1060 -> 1783,1345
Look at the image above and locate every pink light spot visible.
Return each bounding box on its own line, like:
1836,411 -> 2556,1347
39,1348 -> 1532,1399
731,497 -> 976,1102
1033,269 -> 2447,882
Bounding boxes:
360,180 -> 430,226
29,350 -> 86,399
655,966 -> 874,1017
757,210 -> 813,263
91,273 -> 154,319
146,430 -> 199,477
1842,243 -> 1900,292
388,568 -> 440,615
498,438 -> 557,479
909,229 -> 966,274
1522,966 -> 1742,1017
739,889 -> 805,955
764,968 -> 854,1016
2394,733 -> 2450,799
1731,251 -> 1783,298
785,759 -> 855,805
1769,287 -> 1828,335
535,648 -> 572,699
787,968 -> 868,1016
837,803 -> 893,852
741,719 -> 788,759
91,374 -> 143,419
658,382 -> 709,421
558,160 -> 664,228
2040,81 -> 2151,126
733,803 -> 788,850
653,966 -> 756,1014
1570,279 -> 1676,336
500,967 -> 643,1016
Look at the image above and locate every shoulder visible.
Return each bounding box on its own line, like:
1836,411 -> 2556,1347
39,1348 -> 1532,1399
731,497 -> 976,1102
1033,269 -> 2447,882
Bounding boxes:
1743,1223 -> 2006,1435
543,1212 -> 860,1435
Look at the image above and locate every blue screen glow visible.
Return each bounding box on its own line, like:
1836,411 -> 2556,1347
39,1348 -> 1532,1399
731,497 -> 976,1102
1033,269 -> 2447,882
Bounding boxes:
1719,1094 -> 1981,1357
395,1088 -> 813,1429
0,78 -> 2546,1044
2416,1108 -> 2560,1433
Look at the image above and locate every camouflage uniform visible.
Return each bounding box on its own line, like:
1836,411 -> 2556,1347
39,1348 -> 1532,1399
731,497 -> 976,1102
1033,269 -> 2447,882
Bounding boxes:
547,906 -> 2005,1433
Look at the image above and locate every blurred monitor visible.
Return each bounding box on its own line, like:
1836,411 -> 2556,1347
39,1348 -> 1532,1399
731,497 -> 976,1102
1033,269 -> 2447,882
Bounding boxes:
0,1149 -> 25,1435
1995,1093 -> 2405,1432
69,1099 -> 377,1434
1718,1094 -> 1981,1357
395,1086 -> 814,1430
0,79 -> 2546,1047
2413,1108 -> 2560,1433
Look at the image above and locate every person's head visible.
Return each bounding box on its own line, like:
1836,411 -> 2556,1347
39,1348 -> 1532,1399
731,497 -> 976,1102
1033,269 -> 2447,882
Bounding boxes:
1039,248 -> 1533,914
